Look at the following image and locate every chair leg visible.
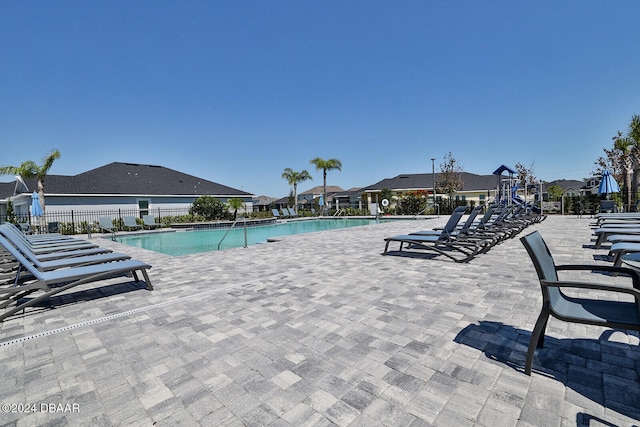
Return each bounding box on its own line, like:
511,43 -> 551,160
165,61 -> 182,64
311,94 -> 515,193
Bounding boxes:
526,309 -> 549,375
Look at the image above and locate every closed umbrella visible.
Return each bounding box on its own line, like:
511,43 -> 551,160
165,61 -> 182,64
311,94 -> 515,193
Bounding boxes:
31,191 -> 43,231
598,170 -> 620,197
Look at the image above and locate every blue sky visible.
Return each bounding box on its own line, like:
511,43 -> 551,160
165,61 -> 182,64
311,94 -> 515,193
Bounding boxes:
2,1 -> 639,197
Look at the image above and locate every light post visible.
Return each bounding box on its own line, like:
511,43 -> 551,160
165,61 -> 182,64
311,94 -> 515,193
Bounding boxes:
431,158 -> 436,205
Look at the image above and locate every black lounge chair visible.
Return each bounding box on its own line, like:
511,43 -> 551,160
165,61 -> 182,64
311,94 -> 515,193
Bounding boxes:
520,231 -> 640,375
383,208 -> 485,262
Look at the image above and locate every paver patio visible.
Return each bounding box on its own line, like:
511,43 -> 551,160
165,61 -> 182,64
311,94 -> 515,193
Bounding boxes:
0,215 -> 638,426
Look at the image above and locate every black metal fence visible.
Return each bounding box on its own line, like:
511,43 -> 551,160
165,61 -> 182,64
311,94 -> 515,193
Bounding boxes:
1,207 -> 193,235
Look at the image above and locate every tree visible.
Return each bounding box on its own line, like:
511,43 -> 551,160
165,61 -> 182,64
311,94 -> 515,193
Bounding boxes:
310,157 -> 342,212
612,130 -> 635,209
547,184 -> 564,201
436,152 -> 463,209
514,162 -> 538,202
596,115 -> 640,209
227,197 -> 244,220
396,191 -> 428,215
0,149 -> 61,216
190,195 -> 225,220
281,168 -> 312,214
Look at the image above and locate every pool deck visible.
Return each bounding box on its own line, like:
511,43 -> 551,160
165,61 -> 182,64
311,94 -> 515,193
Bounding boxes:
1,215 -> 639,426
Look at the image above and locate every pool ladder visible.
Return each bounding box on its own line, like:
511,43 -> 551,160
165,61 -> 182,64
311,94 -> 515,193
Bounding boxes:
217,217 -> 248,250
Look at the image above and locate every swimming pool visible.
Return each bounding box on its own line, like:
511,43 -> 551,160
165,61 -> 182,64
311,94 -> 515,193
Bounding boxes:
115,218 -> 384,256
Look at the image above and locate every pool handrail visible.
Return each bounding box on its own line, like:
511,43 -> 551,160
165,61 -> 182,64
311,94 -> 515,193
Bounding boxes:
217,218 -> 248,250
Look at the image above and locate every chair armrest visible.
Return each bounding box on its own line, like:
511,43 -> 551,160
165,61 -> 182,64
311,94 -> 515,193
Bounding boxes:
541,279 -> 640,299
556,264 -> 640,289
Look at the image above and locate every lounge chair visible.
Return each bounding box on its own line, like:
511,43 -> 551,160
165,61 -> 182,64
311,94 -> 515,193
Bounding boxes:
383,209 -> 484,262
142,214 -> 160,230
592,226 -> 640,248
599,200 -> 617,213
606,240 -> 640,266
413,206 -> 479,236
272,209 -> 281,219
287,207 -> 300,218
0,231 -> 130,276
0,224 -> 99,254
98,217 -> 117,233
520,230 -> 640,375
17,222 -> 32,234
122,216 -> 142,231
0,234 -> 152,322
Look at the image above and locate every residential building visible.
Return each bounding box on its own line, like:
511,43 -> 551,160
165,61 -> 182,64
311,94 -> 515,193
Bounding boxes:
0,162 -> 254,221
360,172 -> 500,211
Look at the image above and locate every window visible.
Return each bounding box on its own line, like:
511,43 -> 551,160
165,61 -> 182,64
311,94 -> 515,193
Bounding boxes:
138,200 -> 150,218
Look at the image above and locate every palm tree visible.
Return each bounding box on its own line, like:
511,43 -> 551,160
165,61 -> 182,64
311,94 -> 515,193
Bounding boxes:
0,149 -> 61,216
281,168 -> 312,214
309,157 -> 342,212
613,131 -> 634,209
227,197 -> 245,220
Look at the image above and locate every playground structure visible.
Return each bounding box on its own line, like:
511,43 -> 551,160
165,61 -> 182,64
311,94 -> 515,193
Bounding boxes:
492,165 -> 542,214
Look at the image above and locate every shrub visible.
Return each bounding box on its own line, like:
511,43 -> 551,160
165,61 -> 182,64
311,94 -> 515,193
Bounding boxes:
190,196 -> 225,220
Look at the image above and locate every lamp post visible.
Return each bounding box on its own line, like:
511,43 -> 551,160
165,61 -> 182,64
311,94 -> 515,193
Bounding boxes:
431,158 -> 436,205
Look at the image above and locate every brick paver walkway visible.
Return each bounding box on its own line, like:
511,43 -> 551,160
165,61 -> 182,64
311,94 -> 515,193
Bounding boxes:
0,215 -> 638,426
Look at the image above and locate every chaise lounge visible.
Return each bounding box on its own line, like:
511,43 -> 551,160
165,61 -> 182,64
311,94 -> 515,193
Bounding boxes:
0,234 -> 152,322
383,209 -> 485,262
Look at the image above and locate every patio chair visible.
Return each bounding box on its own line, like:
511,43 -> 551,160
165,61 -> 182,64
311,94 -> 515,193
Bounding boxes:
98,217 -> 117,233
519,230 -> 640,375
142,214 -> 160,230
47,222 -> 59,233
122,216 -> 142,231
287,207 -> 299,218
0,234 -> 152,322
599,200 -> 617,213
279,208 -> 291,218
272,209 -> 281,219
383,208 -> 485,262
17,222 -> 32,234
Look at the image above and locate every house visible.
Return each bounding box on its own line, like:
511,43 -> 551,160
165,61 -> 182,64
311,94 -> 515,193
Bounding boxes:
332,188 -> 364,210
297,185 -> 344,211
0,162 -> 254,222
360,172 -> 499,211
252,195 -> 278,212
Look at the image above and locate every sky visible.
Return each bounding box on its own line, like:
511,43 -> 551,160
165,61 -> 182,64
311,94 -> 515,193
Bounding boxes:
2,1 -> 640,197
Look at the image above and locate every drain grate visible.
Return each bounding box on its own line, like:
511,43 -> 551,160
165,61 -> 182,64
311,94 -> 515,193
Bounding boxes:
0,278 -> 262,348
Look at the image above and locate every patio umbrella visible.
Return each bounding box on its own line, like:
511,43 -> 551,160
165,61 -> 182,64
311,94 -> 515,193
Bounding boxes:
598,170 -> 620,197
318,194 -> 324,207
31,191 -> 43,229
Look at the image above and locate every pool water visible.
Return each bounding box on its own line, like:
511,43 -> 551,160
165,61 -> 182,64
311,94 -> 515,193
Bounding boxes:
115,218 -> 384,256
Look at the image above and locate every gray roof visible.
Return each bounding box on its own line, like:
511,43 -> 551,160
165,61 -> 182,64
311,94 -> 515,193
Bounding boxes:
543,179 -> 590,192
299,185 -> 344,196
1,162 -> 253,198
363,172 -> 500,192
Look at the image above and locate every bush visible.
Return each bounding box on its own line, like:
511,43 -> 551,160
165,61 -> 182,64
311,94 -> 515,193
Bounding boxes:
190,196 -> 226,220
396,192 -> 427,215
